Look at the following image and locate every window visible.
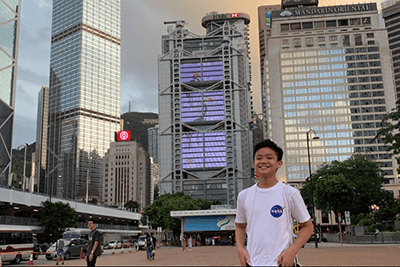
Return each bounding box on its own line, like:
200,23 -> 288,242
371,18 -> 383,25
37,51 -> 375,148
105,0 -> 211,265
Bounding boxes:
326,20 -> 336,27
362,17 -> 371,25
306,37 -> 313,47
281,24 -> 289,31
338,19 -> 349,26
294,38 -> 301,48
315,21 -> 325,28
282,39 -> 289,45
291,23 -> 301,30
367,33 -> 374,38
318,36 -> 325,42
350,18 -> 361,25
302,22 -> 313,29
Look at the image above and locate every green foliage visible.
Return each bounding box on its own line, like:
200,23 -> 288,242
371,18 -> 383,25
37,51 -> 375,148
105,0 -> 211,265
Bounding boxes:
351,213 -> 373,226
373,101 -> 400,172
125,200 -> 139,211
301,154 -> 385,220
141,192 -> 212,238
39,201 -> 78,243
397,216 -> 400,221
358,218 -> 374,227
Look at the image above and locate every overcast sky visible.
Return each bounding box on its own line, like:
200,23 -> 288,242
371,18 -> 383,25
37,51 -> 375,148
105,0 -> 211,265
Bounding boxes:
13,0 -> 382,148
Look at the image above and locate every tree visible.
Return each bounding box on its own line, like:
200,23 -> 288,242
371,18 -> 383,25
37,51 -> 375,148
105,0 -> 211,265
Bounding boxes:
141,192 -> 211,240
301,154 -> 385,221
373,102 -> 400,171
125,200 -> 139,211
39,201 -> 78,243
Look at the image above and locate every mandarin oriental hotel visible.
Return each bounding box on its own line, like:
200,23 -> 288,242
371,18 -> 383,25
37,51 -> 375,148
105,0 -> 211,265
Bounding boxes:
264,3 -> 400,193
158,13 -> 254,206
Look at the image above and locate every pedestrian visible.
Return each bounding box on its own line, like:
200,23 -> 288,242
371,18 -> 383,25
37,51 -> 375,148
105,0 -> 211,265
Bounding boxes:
150,233 -> 157,259
55,238 -> 65,265
374,228 -> 380,236
235,139 -> 313,266
86,218 -> 102,267
145,233 -> 154,260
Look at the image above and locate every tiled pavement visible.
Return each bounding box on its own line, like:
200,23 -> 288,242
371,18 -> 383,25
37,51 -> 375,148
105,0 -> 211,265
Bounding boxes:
37,243 -> 400,266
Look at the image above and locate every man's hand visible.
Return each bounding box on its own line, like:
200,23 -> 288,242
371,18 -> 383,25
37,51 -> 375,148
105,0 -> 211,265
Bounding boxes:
89,253 -> 93,262
238,246 -> 250,266
277,248 -> 296,266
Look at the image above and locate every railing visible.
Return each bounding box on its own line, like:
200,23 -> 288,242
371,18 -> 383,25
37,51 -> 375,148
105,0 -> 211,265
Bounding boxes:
0,216 -> 41,226
76,221 -> 139,231
324,233 -> 400,244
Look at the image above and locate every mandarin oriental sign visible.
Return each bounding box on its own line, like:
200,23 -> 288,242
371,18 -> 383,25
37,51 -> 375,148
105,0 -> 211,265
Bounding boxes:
273,3 -> 376,18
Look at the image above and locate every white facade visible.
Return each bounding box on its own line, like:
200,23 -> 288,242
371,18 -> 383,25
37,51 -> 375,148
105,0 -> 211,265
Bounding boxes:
103,141 -> 150,209
264,3 -> 399,194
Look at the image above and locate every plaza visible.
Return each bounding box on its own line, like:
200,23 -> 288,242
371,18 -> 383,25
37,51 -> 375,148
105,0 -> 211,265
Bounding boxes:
29,242 -> 400,266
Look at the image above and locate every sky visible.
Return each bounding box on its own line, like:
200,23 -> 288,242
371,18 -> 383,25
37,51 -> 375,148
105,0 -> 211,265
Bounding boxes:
13,0 -> 383,148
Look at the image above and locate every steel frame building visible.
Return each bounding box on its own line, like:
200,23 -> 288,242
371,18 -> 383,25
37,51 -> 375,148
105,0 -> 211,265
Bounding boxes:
158,13 -> 254,207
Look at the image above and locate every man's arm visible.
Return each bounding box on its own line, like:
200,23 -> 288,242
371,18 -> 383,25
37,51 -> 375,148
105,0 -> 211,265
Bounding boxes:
235,223 -> 249,266
278,219 -> 313,266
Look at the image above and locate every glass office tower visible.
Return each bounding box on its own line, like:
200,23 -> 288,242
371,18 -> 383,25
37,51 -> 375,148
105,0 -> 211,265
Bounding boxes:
46,0 -> 121,200
264,3 -> 399,194
158,13 -> 254,207
0,0 -> 21,186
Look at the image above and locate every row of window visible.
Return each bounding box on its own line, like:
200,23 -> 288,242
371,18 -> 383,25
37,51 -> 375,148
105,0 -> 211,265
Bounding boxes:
281,17 -> 371,32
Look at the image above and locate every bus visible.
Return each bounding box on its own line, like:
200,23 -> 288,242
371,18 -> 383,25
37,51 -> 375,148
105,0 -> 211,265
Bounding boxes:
0,226 -> 34,264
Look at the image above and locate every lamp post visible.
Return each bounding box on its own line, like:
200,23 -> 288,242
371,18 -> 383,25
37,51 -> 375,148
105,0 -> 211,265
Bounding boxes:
306,129 -> 319,249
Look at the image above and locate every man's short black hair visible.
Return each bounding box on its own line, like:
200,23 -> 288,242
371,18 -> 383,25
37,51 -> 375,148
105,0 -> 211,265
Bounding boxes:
253,139 -> 283,162
88,218 -> 96,224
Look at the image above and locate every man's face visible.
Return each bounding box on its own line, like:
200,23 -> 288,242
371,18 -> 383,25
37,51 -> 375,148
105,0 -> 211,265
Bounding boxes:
88,221 -> 95,230
253,147 -> 282,177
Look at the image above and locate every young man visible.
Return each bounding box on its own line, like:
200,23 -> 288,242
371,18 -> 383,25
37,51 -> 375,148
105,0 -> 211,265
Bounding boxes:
145,233 -> 154,260
55,238 -> 64,265
150,233 -> 157,259
87,219 -> 101,267
235,139 -> 313,266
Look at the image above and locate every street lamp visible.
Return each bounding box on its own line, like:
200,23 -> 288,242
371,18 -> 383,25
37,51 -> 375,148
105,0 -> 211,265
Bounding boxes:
306,129 -> 319,249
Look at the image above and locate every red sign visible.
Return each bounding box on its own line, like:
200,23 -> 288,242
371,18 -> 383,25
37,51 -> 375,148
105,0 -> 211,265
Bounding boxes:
117,130 -> 130,141
230,13 -> 239,18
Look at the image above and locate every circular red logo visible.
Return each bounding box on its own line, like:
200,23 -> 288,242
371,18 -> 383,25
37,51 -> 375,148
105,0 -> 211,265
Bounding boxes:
119,131 -> 129,141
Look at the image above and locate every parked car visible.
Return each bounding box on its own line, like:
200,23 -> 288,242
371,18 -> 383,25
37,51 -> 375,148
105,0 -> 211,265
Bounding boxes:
46,238 -> 87,260
103,241 -> 110,249
107,240 -> 122,249
137,236 -> 147,250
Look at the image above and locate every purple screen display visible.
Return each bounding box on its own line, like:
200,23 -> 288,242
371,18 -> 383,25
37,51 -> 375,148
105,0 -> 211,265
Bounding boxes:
180,61 -> 224,83
181,132 -> 226,169
181,91 -> 225,123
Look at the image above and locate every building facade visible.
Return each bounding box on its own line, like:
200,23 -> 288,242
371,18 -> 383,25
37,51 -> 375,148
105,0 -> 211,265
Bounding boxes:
35,86 -> 49,194
158,12 -> 254,206
148,126 -> 159,164
103,140 -> 151,209
264,3 -> 399,195
382,0 -> 400,101
46,0 -> 121,199
0,0 -> 21,186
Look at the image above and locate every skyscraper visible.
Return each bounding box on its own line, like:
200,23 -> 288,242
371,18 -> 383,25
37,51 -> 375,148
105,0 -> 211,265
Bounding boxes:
0,0 -> 21,186
35,86 -> 49,193
158,12 -> 253,206
382,0 -> 400,101
264,3 -> 399,195
46,0 -> 121,200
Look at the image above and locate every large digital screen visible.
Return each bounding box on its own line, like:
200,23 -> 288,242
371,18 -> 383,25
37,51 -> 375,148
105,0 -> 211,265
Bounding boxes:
181,131 -> 226,169
180,61 -> 224,83
181,91 -> 225,123
184,215 -> 236,232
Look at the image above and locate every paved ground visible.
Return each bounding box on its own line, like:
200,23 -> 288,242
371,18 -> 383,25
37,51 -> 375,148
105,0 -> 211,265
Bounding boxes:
13,243 -> 400,266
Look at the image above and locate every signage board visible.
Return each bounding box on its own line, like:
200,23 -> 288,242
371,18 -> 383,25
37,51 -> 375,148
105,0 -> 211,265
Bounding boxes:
184,215 -> 236,232
117,130 -> 131,141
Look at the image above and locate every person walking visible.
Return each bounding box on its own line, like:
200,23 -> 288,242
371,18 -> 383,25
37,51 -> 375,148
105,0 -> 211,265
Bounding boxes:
235,139 -> 313,266
87,218 -> 102,267
55,238 -> 64,265
145,233 -> 154,260
151,233 -> 157,259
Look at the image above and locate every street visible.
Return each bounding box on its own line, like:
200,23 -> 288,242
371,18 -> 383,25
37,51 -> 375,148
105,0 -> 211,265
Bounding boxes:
3,242 -> 400,266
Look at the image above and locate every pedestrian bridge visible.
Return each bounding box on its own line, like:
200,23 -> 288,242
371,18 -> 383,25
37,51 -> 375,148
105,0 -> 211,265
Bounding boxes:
0,187 -> 143,235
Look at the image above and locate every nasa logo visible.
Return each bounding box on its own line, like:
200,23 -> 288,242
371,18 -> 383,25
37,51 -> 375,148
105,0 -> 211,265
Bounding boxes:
118,131 -> 130,141
230,13 -> 239,18
270,205 -> 285,218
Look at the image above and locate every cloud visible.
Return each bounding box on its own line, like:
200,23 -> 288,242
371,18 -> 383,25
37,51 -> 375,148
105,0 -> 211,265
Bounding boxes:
34,0 -> 51,9
17,66 -> 48,86
15,84 -> 35,103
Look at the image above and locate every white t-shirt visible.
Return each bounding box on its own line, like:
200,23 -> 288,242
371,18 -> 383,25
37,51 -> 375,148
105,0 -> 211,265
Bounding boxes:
235,182 -> 310,266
